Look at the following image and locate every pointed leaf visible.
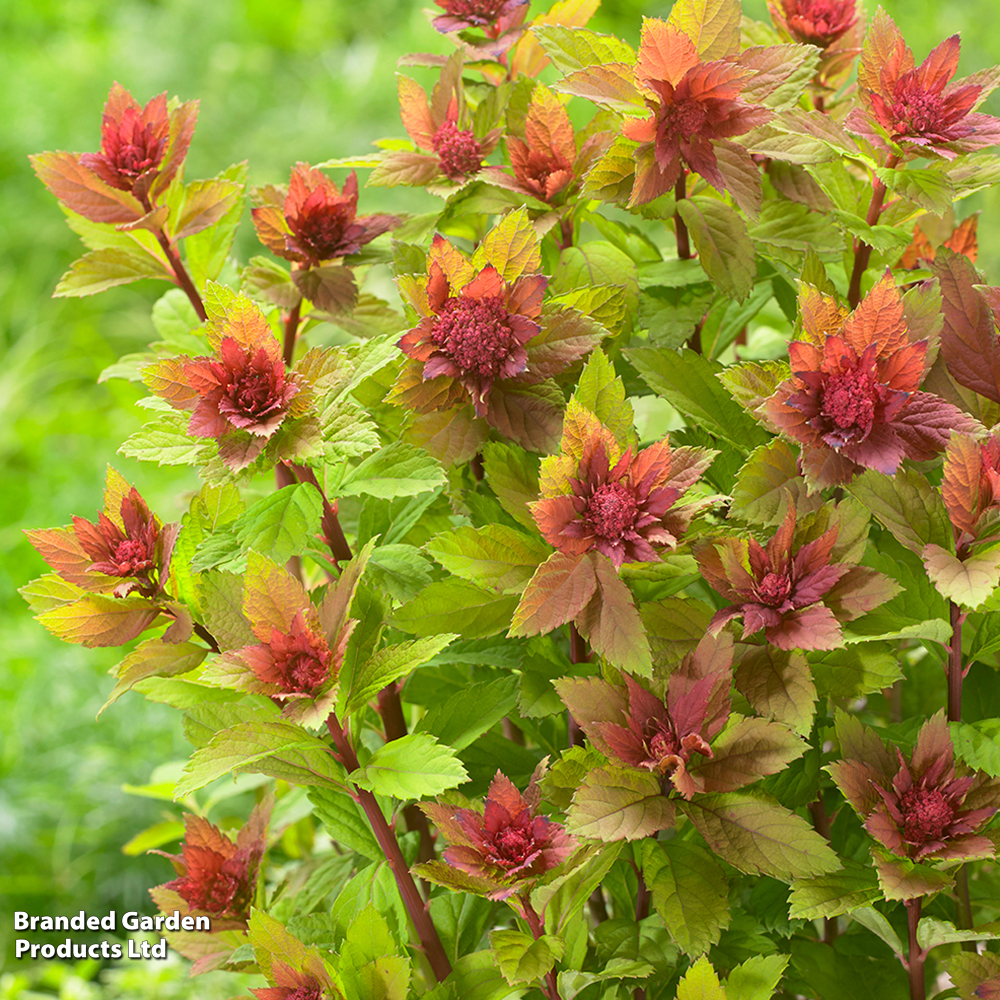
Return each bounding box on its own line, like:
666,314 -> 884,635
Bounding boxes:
55,247 -> 170,297
489,929 -> 564,987
511,552 -> 598,637
676,196 -> 756,300
234,484 -> 324,567
100,639 -> 207,715
725,955 -> 790,1000
923,544 -> 1000,609
735,646 -> 816,736
788,859 -> 881,920
567,765 -> 673,840
340,441 -> 447,499
675,955 -> 727,1000
667,0 -> 740,60
394,578 -> 518,638
349,732 -> 468,799
37,594 -> 160,647
472,207 -> 541,282
427,524 -> 550,592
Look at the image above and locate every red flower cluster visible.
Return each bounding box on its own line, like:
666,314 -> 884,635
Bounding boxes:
847,11 -> 1000,159
532,419 -> 713,569
432,0 -> 526,33
830,713 -> 1000,862
621,18 -> 771,206
144,292 -> 311,470
153,806 -> 268,924
252,965 -> 326,1000
31,82 -> 197,225
252,165 -> 399,267
26,469 -> 177,601
696,504 -> 897,650
760,272 -> 977,488
419,768 -> 576,900
240,611 -> 337,700
768,0 -> 858,48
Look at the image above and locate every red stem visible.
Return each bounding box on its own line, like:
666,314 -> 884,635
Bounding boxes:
847,155 -> 898,309
325,711 -> 452,982
674,173 -> 691,261
287,463 -> 353,564
283,298 -> 302,367
140,198 -> 207,322
521,898 -> 563,1000
192,621 -> 220,653
905,898 -> 926,1000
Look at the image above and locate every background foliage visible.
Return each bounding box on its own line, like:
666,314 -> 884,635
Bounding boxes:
3,0 -> 1000,993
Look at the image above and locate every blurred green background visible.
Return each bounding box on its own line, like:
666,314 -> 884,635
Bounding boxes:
2,0 -> 999,994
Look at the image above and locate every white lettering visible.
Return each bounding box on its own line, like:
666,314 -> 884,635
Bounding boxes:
14,913 -> 28,931
121,912 -> 138,931
102,911 -> 116,931
87,916 -> 99,931
15,940 -> 30,957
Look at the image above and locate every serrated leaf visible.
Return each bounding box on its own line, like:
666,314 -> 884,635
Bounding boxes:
482,442 -> 540,531
922,543 -> 1000,610
490,929 -> 564,988
248,910 -> 311,983
119,410 -> 216,467
726,954 -> 790,1000
668,0 -> 740,60
788,859 -> 881,920
730,440 -> 819,526
572,348 -> 635,449
917,918 -> 1000,952
100,639 -> 207,716
871,847 -> 954,901
232,484 -> 323,567
394,578 -> 518,639
643,839 -> 730,957
629,347 -> 768,453
349,733 -> 467,799
471,206 -> 541,283
415,675 -> 519,752
186,162 -> 248,286
340,442 -> 447,499
37,594 -> 160,648
950,720 -> 1000,777
532,25 -> 636,74
567,766 -> 673,841
676,196 -> 756,300
176,721 -> 348,797
681,792 -> 840,879
55,246 -> 170,296
342,635 -> 457,718
735,646 -> 816,737
427,524 -> 550,593
675,955 -> 727,1000
308,786 -> 383,861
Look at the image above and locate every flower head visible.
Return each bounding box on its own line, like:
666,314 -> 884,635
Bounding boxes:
941,432 -> 1000,552
253,965 -> 325,1000
532,410 -> 714,569
26,467 -> 178,601
768,0 -> 858,48
830,712 -> 1000,863
481,85 -> 609,204
846,11 -> 1000,160
387,58 -> 501,189
760,271 -> 978,488
152,803 -> 269,924
432,0 -> 526,33
201,552 -> 357,727
556,637 -> 733,800
420,766 -> 576,900
695,503 -> 899,650
252,165 -> 399,267
144,292 -> 310,471
620,18 -> 772,206
30,82 -> 198,225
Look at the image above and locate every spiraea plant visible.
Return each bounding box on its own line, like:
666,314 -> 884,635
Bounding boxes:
22,0 -> 1000,998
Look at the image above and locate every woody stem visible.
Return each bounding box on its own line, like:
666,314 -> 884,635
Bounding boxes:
287,463 -> 353,564
154,229 -> 207,321
905,897 -> 926,1000
283,298 -> 302,368
376,682 -> 438,881
325,711 -> 452,983
521,897 -> 563,1000
632,865 -> 652,1000
948,598 -> 976,943
674,173 -> 691,261
847,155 -> 898,309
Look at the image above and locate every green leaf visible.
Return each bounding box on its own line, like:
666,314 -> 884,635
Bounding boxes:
176,721 -> 348,796
119,410 -> 216,467
675,955 -> 727,1000
916,918 -> 1000,952
970,610 -> 1000,662
233,484 -> 323,567
923,543 -> 1000,610
99,638 -> 207,716
730,439 -> 820,526
183,162 -> 248,286
342,635 -> 457,718
643,839 -> 730,957
726,954 -> 790,1000
875,166 -> 954,215
37,593 -> 160,648
482,442 -> 540,531
122,820 -> 185,856
308,786 -> 382,861
367,544 -> 434,603
553,241 -> 639,319
849,906 -> 904,956
811,644 -> 905,698
55,246 -> 170,297
531,25 -> 636,73
349,733 -> 468,799
628,347 -> 769,452
340,906 -> 409,1000
426,524 -> 550,593
871,847 -> 954,901
414,675 -> 519,751
472,206 -> 541,283
638,284 -> 715,348
532,842 -> 624,934
788,859 -> 881,920
735,646 -> 816,736
748,199 -> 841,252
831,209 -> 912,254
340,442 -> 448,499
566,766 -> 673,841
676,196 -> 756,300
571,348 -> 635,448
393,578 -> 518,638
489,929 -> 564,987
680,792 -> 840,879
582,135 -> 640,204
950,719 -> 1000,776
668,0 -> 740,60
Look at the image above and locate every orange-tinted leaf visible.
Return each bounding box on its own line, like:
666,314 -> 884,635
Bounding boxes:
557,64 -> 646,113
172,179 -> 242,240
510,551 -> 598,636
945,214 -> 979,261
841,270 -> 907,356
472,207 -> 542,282
666,0 -> 741,61
397,75 -> 436,149
37,594 -> 161,647
404,405 -> 488,467
524,86 -> 577,163
735,646 -> 816,736
142,356 -> 200,409
150,97 -> 200,199
856,8 -> 912,98
428,233 -> 477,289
24,527 -> 99,588
243,550 -> 310,642
511,0 -> 601,79
636,18 -> 700,88
942,433 -> 983,536
30,151 -> 144,224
